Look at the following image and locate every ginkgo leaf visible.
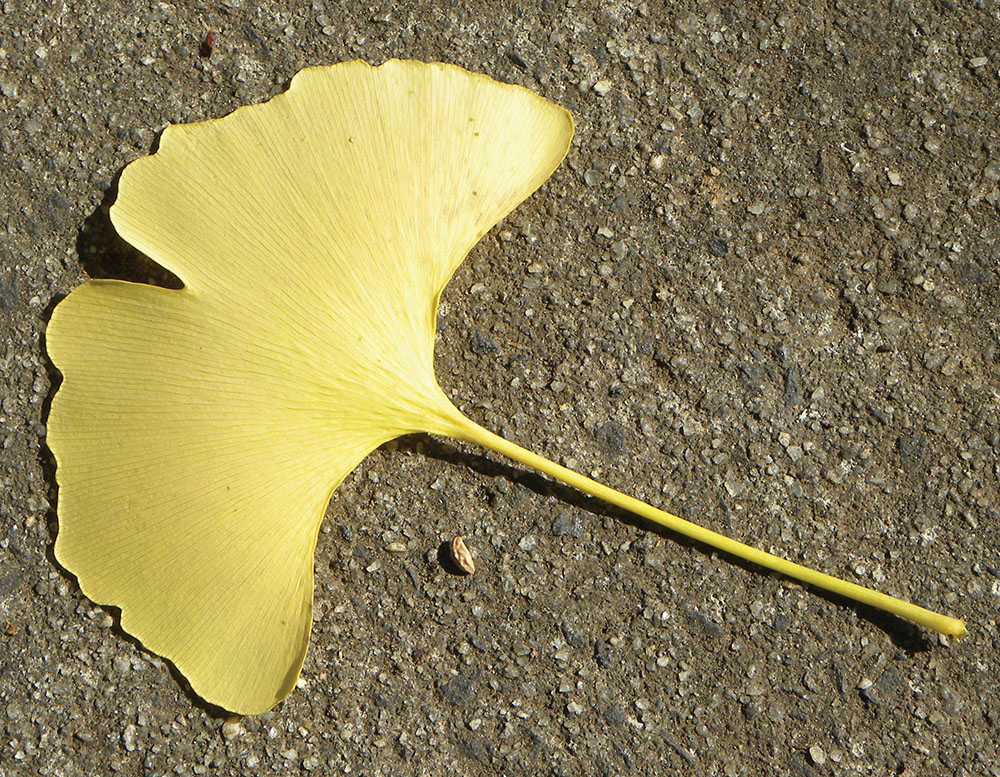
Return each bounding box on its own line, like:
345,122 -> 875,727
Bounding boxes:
46,60 -> 965,716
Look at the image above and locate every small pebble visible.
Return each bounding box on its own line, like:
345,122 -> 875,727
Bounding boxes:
808,745 -> 827,765
707,236 -> 729,257
592,79 -> 612,95
551,511 -> 583,538
439,674 -> 476,706
449,536 -> 475,575
221,719 -> 244,740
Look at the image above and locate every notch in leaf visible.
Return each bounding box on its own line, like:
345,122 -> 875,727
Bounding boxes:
46,60 -> 966,715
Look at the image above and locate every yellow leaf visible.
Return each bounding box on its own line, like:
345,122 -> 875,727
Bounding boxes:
46,60 -> 964,715
49,60 -> 572,714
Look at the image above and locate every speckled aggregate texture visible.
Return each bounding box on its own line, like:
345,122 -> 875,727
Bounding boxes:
1,1 -> 997,775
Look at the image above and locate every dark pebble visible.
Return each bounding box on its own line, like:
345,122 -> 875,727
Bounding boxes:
878,666 -> 903,695
0,573 -> 22,599
560,621 -> 587,648
742,701 -> 763,720
439,673 -> 477,706
707,237 -> 729,257
594,640 -> 615,668
49,191 -> 71,213
686,609 -> 725,638
471,331 -> 499,355
507,50 -> 529,71
860,685 -> 881,705
0,275 -> 20,311
896,432 -> 927,472
595,421 -> 625,454
551,511 -> 584,538
955,261 -> 989,285
867,403 -> 889,424
460,735 -> 493,763
783,366 -> 803,409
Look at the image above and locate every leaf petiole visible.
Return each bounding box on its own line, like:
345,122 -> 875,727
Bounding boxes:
448,413 -> 967,639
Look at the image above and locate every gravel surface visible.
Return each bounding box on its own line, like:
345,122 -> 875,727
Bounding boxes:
2,1 -> 999,775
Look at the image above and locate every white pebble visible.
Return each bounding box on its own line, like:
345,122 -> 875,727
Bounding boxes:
221,719 -> 244,740
809,745 -> 827,765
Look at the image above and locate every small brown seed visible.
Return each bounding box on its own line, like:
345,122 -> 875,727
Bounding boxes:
449,536 -> 475,575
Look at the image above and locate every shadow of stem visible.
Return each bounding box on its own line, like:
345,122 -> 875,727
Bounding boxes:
393,432 -> 932,653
